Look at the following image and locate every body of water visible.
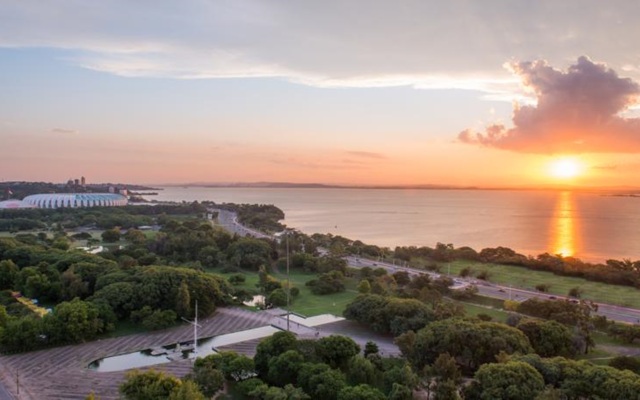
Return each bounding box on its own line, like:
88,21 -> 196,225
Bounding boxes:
153,187 -> 640,263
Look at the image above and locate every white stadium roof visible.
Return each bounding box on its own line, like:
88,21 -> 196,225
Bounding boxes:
21,193 -> 128,209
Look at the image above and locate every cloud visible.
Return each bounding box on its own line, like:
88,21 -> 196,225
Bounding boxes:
345,151 -> 387,159
51,128 -> 77,135
458,57 -> 640,153
3,1 -> 640,90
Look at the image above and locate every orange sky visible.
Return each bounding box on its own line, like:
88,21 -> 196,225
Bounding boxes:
2,2 -> 640,188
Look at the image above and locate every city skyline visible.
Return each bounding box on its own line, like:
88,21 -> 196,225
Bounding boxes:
2,1 -> 640,187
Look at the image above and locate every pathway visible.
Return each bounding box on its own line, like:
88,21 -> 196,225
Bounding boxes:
0,307 -> 399,399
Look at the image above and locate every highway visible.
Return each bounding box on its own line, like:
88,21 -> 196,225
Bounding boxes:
210,212 -> 640,325
210,208 -> 271,239
344,255 -> 640,324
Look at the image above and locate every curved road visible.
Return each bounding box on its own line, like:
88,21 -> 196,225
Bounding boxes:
345,255 -> 640,324
209,212 -> 640,324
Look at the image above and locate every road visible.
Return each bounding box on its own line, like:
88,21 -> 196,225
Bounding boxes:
209,212 -> 640,324
345,255 -> 640,324
210,208 -> 271,239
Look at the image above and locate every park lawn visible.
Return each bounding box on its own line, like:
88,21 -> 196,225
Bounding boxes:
459,302 -> 509,323
577,347 -> 616,364
270,270 -> 359,317
207,268 -> 359,317
444,260 -> 640,308
142,230 -> 158,239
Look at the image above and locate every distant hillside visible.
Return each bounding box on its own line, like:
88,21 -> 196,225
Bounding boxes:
172,181 -> 477,190
0,181 -> 160,200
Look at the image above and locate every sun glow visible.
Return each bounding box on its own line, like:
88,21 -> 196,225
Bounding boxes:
548,157 -> 583,179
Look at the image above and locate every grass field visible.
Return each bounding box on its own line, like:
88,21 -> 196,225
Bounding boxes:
444,260 -> 640,308
460,302 -> 509,323
208,268 -> 360,317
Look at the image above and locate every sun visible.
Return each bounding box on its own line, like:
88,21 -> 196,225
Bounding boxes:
548,157 -> 583,179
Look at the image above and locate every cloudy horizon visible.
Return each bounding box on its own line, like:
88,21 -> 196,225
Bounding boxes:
2,1 -> 640,187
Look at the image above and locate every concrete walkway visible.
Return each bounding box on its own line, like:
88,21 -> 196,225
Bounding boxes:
0,307 -> 400,399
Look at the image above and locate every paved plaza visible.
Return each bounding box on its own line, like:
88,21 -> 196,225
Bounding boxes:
0,308 -> 399,399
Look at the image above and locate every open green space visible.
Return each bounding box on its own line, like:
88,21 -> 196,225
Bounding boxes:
444,260 -> 640,308
207,268 -> 360,317
460,302 -> 509,323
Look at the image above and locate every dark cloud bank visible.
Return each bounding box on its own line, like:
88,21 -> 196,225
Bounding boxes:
459,56 -> 640,153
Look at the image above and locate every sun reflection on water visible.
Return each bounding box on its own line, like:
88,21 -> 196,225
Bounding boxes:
552,191 -> 578,257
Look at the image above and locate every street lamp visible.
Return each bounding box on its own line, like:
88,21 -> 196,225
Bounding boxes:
181,300 -> 201,356
286,229 -> 291,331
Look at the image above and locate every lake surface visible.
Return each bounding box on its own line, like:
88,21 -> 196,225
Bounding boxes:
154,187 -> 640,263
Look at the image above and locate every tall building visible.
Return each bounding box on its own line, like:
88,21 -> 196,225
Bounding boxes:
81,176 -> 86,186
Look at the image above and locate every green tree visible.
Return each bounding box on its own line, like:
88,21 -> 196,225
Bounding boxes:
124,229 -> 147,245
609,356 -> 640,374
364,341 -> 379,357
268,350 -> 305,386
388,383 -> 413,400
468,361 -> 544,400
357,279 -> 371,294
303,368 -> 346,400
185,364 -> 224,398
93,281 -> 135,318
227,237 -> 273,270
119,370 -> 182,400
44,298 -> 104,343
168,380 -> 205,400
516,319 -> 576,358
0,305 -> 8,327
175,281 -> 191,318
337,384 -> 386,400
255,331 -> 298,377
383,364 -> 419,394
346,355 -> 380,386
101,228 -> 121,243
142,309 -> 177,330
433,380 -> 461,400
316,335 -> 361,369
0,315 -> 44,352
401,319 -> 533,372
568,286 -> 583,298
431,353 -> 462,384
228,273 -> 246,285
267,288 -> 288,307
0,259 -> 19,289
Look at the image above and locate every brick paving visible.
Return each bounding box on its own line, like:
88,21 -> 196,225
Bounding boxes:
0,308 -> 400,399
0,308 -> 272,400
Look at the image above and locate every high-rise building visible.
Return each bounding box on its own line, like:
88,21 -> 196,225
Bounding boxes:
81,176 -> 86,186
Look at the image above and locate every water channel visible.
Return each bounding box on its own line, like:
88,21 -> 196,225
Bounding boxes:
88,314 -> 343,372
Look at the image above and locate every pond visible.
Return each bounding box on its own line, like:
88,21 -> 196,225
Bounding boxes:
88,326 -> 282,372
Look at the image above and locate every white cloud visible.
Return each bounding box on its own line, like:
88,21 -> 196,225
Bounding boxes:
2,0 -> 640,94
459,57 -> 640,153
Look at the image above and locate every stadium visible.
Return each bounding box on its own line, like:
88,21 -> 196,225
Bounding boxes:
20,193 -> 128,209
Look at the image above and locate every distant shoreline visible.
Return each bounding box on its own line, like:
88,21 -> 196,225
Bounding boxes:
160,182 -> 639,193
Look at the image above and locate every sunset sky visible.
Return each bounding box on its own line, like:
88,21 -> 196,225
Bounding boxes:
2,1 -> 640,187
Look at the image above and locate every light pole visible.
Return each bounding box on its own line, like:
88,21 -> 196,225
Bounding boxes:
286,230 -> 291,331
181,300 -> 200,356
